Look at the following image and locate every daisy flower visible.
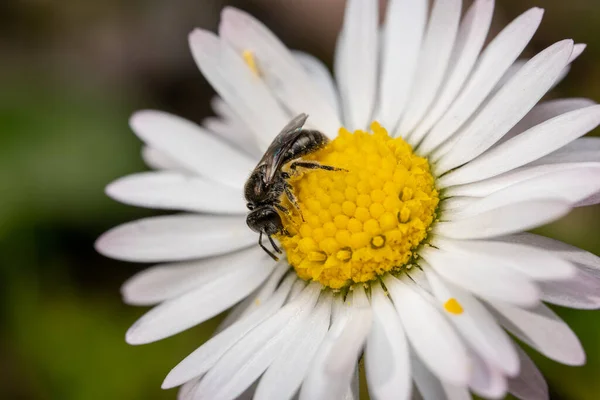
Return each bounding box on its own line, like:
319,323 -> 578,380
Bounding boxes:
96,0 -> 600,399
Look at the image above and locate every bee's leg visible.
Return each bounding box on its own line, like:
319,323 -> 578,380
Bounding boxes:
267,234 -> 282,254
281,228 -> 292,237
289,161 -> 347,172
273,202 -> 290,216
259,232 -> 280,261
283,183 -> 304,221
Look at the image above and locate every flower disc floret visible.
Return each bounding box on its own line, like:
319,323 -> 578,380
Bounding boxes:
278,123 -> 439,289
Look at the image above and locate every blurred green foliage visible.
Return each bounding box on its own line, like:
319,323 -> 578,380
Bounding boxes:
1,1 -> 600,399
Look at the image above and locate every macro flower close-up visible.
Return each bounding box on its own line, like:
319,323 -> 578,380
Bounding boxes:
91,0 -> 600,399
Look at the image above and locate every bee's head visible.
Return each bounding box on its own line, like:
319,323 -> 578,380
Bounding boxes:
246,206 -> 283,236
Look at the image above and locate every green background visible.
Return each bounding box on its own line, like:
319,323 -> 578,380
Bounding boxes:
1,0 -> 599,399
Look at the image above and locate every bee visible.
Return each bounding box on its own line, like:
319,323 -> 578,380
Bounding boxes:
245,113 -> 342,261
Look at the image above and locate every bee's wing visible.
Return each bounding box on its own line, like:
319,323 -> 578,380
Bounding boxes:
259,113 -> 309,182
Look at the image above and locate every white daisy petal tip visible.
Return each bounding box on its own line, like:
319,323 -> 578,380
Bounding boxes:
105,176 -> 134,204
527,7 -> 545,22
129,109 -> 160,139
188,28 -> 220,61
125,320 -> 148,346
120,276 -> 146,305
188,27 -> 211,43
105,178 -> 121,199
219,6 -> 248,30
570,43 -> 587,62
518,7 -> 545,29
94,228 -> 121,261
163,363 -> 192,389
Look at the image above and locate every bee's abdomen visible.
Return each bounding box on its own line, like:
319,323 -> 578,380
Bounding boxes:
284,129 -> 329,162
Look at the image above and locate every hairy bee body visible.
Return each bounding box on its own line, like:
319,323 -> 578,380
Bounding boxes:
244,114 -> 333,260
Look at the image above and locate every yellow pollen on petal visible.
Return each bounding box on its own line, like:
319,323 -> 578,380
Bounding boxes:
444,298 -> 464,315
277,123 -> 439,289
242,50 -> 260,77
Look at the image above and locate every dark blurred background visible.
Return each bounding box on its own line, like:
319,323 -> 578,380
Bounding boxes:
1,0 -> 599,399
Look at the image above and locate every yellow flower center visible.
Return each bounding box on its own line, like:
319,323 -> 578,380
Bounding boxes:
277,123 -> 439,289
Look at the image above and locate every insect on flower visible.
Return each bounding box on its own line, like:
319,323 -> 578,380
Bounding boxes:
244,113 -> 344,260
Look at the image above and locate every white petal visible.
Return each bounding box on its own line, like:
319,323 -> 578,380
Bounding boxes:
436,39 -> 574,174
193,282 -> 322,400
130,110 -> 254,188
434,200 -> 571,240
438,104 -> 600,187
122,250 -> 282,307
406,267 -> 432,293
444,167 -> 600,220
300,289 -> 372,400
528,137 -> 600,166
491,59 -> 526,97
365,283 -> 411,400
210,96 -> 238,122
333,27 -> 348,117
507,346 -> 549,400
538,268 -> 600,309
106,172 -> 246,214
577,191 -> 600,207
422,265 -> 520,375
213,264 -> 293,334
142,146 -> 186,171
410,351 -> 446,400
202,116 -> 260,158
163,273 -> 296,388
439,196 -> 477,212
499,232 -> 600,303
95,214 -> 255,263
496,232 -> 600,270
551,43 -> 587,89
126,248 -> 275,344
236,263 -> 292,319
376,0 -> 428,129
188,29 -> 288,150
335,0 -> 378,130
219,8 -> 340,135
325,287 -> 372,374
569,42 -> 587,62
254,292 -> 333,400
299,296 -> 346,400
499,98 -> 596,144
178,379 -> 200,400
234,383 -> 258,400
289,279 -> 308,300
445,162 -> 600,198
420,247 -> 540,307
292,51 -> 340,119
468,350 -> 508,399
489,302 -> 585,366
420,8 -> 544,154
497,232 -> 600,308
411,0 -> 494,145
489,43 -> 585,105
433,238 -> 575,281
214,293 -> 256,334
410,352 -> 470,400
400,0 -> 462,137
384,274 -> 470,385
345,368 -> 360,400
440,384 -> 472,400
